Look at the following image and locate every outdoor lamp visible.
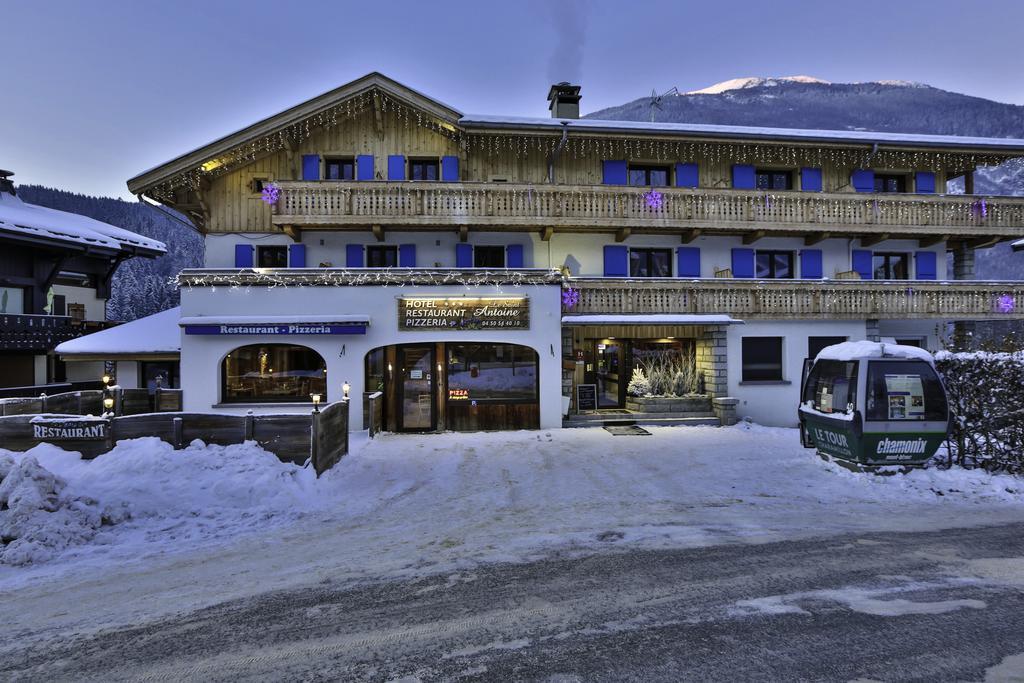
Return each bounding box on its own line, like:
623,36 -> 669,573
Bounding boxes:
342,381 -> 351,400
310,393 -> 322,413
103,396 -> 114,415
102,374 -> 111,386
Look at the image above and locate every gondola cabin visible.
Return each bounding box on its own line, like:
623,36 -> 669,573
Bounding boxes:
799,341 -> 950,467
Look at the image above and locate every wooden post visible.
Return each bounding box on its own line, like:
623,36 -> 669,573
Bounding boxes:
39,393 -> 47,414
172,416 -> 183,449
309,408 -> 320,472
114,387 -> 123,417
342,398 -> 350,458
244,410 -> 254,441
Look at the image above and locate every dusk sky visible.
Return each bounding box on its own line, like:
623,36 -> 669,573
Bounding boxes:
4,0 -> 1024,200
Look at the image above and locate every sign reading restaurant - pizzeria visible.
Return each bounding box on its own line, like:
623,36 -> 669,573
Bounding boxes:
398,297 -> 530,331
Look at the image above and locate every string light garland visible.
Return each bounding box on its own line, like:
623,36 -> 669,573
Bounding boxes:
175,268 -> 565,291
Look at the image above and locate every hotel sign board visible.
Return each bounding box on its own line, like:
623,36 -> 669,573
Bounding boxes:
398,297 -> 530,331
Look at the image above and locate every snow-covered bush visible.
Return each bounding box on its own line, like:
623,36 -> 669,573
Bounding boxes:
627,367 -> 651,397
935,351 -> 1024,473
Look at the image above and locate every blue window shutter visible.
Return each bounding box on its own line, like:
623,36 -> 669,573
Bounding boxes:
602,160 -> 627,185
398,244 -> 416,267
506,244 -> 524,268
851,169 -> 875,193
915,251 -> 937,280
455,243 -> 473,268
288,244 -> 306,268
915,171 -> 936,194
800,249 -> 823,279
233,244 -> 254,268
732,164 -> 756,190
356,154 -> 374,181
731,248 -> 754,278
676,247 -> 700,277
675,162 -> 698,188
441,156 -> 459,182
603,245 -> 628,277
387,155 -> 405,181
852,249 -> 873,279
301,154 -> 320,181
345,244 -> 364,268
800,167 -> 823,192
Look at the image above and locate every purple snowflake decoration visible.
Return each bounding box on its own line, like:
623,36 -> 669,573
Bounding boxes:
972,198 -> 988,219
260,183 -> 281,205
562,287 -> 580,308
996,293 -> 1015,314
643,189 -> 663,211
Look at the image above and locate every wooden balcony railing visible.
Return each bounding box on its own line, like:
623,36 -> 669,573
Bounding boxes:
273,181 -> 1024,238
563,278 -> 1024,320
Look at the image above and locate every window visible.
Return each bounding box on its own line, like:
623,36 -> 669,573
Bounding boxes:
874,174 -> 907,193
808,336 -> 847,360
366,245 -> 398,268
141,361 -> 180,392
324,158 -> 355,181
895,338 -> 924,348
0,286 -> 25,314
802,359 -> 858,415
865,360 -> 948,422
447,343 -> 538,402
755,251 -> 794,279
873,253 -> 909,280
473,246 -> 505,268
742,337 -> 784,382
629,248 -> 672,277
756,169 -> 793,190
257,245 -> 288,268
365,347 -> 385,394
222,344 -> 326,403
250,177 -> 269,194
51,294 -> 66,317
628,164 -> 669,187
409,159 -> 439,181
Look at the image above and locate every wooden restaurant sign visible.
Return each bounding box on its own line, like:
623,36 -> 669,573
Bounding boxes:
398,296 -> 530,331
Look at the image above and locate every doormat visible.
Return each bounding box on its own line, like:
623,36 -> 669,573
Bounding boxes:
604,425 -> 651,436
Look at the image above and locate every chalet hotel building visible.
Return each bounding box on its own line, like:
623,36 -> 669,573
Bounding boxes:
116,73 -> 1024,432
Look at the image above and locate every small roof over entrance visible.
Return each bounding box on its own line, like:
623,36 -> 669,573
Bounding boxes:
56,307 -> 181,360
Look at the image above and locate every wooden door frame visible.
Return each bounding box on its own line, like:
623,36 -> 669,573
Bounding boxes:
396,344 -> 437,432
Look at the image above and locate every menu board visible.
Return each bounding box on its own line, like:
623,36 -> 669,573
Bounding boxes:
884,374 -> 926,420
576,383 -> 598,412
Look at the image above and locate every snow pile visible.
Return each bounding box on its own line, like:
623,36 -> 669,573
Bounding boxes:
816,340 -> 934,363
0,437 -> 322,566
0,454 -> 114,566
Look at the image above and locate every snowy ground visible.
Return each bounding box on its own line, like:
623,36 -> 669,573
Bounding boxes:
1,423 -> 1023,639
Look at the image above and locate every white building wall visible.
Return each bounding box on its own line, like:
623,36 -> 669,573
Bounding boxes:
727,319 -> 869,427
65,360 -> 105,384
115,361 -> 140,389
204,232 -> 947,280
52,284 -> 106,321
179,282 -> 563,429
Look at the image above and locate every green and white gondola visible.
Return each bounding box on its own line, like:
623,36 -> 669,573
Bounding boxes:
798,341 -> 950,468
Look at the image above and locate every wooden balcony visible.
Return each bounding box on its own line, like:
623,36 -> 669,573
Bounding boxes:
0,314 -> 114,352
272,181 -> 1024,241
563,278 -> 1024,320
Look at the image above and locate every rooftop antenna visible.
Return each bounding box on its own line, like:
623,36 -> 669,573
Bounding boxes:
648,87 -> 679,122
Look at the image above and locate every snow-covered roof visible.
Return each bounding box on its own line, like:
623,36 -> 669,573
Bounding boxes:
0,192 -> 165,255
459,114 -> 1024,152
815,340 -> 934,364
1013,238 -> 1024,252
562,314 -> 742,325
56,307 -> 181,358
179,314 -> 370,326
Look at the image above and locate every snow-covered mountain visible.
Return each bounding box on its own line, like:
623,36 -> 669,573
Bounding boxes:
589,77 -> 1024,280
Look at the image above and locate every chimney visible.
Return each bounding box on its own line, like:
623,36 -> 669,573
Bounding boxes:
547,82 -> 581,119
0,170 -> 15,197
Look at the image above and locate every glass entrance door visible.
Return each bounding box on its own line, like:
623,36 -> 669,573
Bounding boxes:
595,341 -> 624,408
398,345 -> 435,431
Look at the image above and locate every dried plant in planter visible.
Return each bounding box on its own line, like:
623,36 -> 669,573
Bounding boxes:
629,346 -> 700,397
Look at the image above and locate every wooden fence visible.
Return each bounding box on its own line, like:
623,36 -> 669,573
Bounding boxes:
0,400 -> 350,475
367,391 -> 384,439
0,388 -> 184,418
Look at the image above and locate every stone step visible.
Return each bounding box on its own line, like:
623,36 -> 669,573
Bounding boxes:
567,411 -> 716,422
563,414 -> 721,428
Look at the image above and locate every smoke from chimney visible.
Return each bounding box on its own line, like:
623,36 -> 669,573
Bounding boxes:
545,0 -> 588,85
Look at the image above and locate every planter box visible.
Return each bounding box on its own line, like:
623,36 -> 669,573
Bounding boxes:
625,395 -> 711,413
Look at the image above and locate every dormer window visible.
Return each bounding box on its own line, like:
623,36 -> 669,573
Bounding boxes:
409,159 -> 440,181
628,164 -> 669,187
874,174 -> 907,193
756,169 -> 793,190
325,158 -> 355,181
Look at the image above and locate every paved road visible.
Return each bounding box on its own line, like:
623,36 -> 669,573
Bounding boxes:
3,523 -> 1024,682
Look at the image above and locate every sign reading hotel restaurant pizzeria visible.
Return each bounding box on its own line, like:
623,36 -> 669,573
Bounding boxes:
31,417 -> 109,441
398,296 -> 529,331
